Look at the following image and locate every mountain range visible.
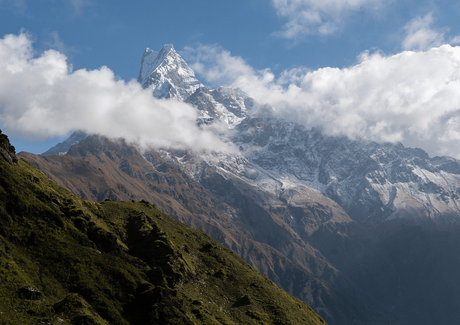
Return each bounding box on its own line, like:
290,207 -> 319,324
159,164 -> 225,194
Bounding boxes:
18,43 -> 460,324
0,129 -> 326,324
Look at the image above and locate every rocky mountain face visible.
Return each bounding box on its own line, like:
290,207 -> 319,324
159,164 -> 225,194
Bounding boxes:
0,129 -> 17,164
138,44 -> 200,100
21,135 -> 395,325
229,117 -> 460,229
42,130 -> 88,157
185,86 -> 254,127
1,130 -> 326,325
25,44 -> 460,324
192,117 -> 460,325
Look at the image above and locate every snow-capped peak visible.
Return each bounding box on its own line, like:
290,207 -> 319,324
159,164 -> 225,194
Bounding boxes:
137,44 -> 200,101
138,44 -> 174,85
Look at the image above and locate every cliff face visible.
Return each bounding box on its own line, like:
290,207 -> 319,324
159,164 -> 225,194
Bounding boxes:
0,129 -> 17,165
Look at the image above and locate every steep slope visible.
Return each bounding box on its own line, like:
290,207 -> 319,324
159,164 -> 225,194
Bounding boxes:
42,131 -> 89,157
138,44 -> 200,100
135,46 -> 460,324
185,86 -> 254,128
19,135 -> 399,325
175,116 -> 460,324
231,117 -> 460,229
212,117 -> 460,324
31,43 -> 460,324
0,130 -> 326,325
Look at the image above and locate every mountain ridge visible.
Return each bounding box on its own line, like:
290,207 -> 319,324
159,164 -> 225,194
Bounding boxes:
26,43 -> 460,324
0,129 -> 327,325
138,44 -> 200,100
20,134 -> 399,325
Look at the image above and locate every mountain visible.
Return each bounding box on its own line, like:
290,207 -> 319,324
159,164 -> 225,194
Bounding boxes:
20,135 -> 397,325
23,43 -> 460,324
191,116 -> 460,324
185,86 -> 254,127
138,44 -> 200,100
0,129 -> 326,325
42,130 -> 88,157
229,118 -> 460,229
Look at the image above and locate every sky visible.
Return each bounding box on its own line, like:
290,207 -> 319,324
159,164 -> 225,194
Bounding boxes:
1,0 -> 460,157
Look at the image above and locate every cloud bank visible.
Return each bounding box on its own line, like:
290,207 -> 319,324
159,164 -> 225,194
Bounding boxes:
187,44 -> 460,158
270,0 -> 384,39
0,33 -> 229,152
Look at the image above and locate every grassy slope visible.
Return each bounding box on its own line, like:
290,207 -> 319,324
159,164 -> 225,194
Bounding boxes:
0,153 -> 326,324
18,138 -> 402,325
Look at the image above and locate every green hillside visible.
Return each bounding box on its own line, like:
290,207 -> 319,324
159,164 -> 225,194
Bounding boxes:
0,130 -> 326,325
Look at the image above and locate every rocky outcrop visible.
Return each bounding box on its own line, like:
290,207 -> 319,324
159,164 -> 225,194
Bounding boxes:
18,286 -> 43,300
0,129 -> 17,164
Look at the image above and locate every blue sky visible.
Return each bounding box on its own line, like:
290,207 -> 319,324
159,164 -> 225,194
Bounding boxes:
3,0 -> 460,79
1,0 -> 460,156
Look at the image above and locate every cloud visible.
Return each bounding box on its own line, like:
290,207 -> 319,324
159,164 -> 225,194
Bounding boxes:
0,32 -> 231,153
43,31 -> 77,58
270,0 -> 384,39
182,44 -> 255,88
402,13 -> 445,51
451,35 -> 460,45
402,13 -> 460,51
187,43 -> 460,158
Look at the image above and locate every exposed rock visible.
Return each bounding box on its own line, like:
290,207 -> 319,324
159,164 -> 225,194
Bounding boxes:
42,130 -> 88,157
0,129 -> 18,165
18,286 -> 43,300
138,44 -> 200,100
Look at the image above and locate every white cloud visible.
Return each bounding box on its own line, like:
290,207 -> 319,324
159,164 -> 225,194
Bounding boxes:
402,13 -> 445,51
449,35 -> 460,45
0,33 -> 231,153
187,43 -> 460,158
270,0 -> 384,39
43,31 -> 76,58
402,13 -> 460,51
183,45 -> 255,87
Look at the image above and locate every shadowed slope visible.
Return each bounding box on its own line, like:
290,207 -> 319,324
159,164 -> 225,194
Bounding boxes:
19,135 -> 400,325
0,130 -> 326,325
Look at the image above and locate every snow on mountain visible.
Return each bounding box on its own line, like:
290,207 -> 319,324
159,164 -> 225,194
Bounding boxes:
227,117 -> 460,229
137,44 -> 200,100
137,44 -> 255,125
161,104 -> 460,230
45,44 -> 460,230
36,44 -> 460,325
185,86 -> 254,128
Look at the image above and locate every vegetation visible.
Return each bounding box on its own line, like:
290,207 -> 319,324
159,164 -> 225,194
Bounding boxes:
0,130 -> 325,324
